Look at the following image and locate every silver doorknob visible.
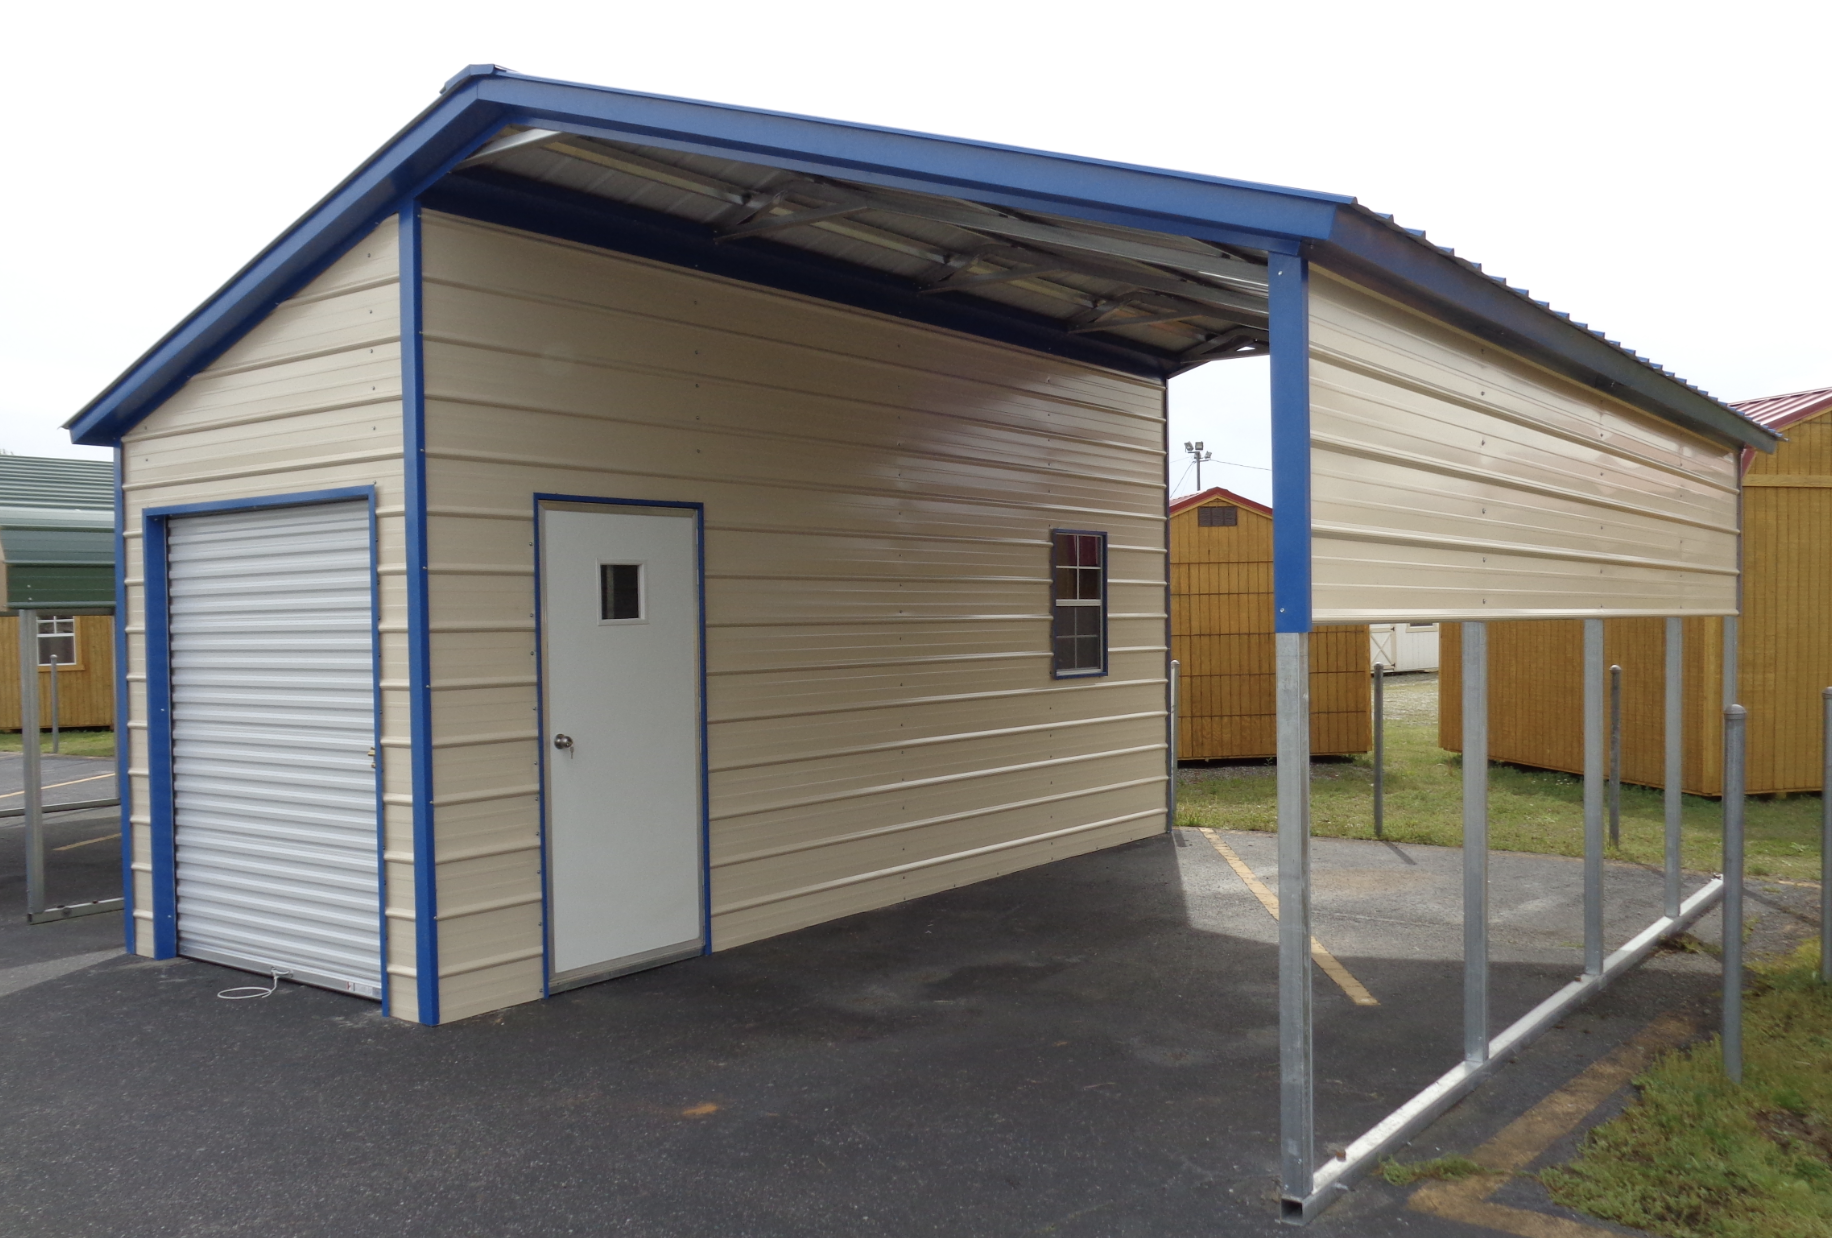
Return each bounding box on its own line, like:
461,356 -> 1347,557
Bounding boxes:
553,733 -> 574,754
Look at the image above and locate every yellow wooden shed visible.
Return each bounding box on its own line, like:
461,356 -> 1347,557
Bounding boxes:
1,615 -> 116,731
1170,487 -> 1368,759
1441,385 -> 1832,796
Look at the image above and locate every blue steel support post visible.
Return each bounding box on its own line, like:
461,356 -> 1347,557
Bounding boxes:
1268,253 -> 1315,1220
401,202 -> 440,1025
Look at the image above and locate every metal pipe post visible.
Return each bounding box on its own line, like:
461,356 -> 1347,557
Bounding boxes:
1722,703 -> 1746,1084
1608,664 -> 1622,847
1372,663 -> 1385,840
1276,631 -> 1314,1204
17,609 -> 44,920
1167,659 -> 1180,833
1583,619 -> 1605,976
1822,688 -> 1831,985
1665,620 -> 1684,919
1462,624 -> 1489,1064
48,654 -> 60,755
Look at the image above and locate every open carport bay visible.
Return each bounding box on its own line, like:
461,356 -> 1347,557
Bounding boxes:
0,827 -> 1737,1237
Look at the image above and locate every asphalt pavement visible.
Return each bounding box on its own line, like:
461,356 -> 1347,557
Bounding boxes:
3,812 -> 1808,1237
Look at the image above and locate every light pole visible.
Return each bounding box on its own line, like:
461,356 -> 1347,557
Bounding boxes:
1182,440 -> 1212,491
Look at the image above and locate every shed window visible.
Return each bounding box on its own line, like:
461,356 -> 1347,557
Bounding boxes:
1051,531 -> 1107,676
600,564 -> 643,622
1198,505 -> 1239,527
36,615 -> 75,667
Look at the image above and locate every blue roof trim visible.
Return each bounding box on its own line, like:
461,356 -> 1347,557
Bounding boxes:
1313,208 -> 1776,451
68,65 -> 1771,452
425,171 -> 1176,379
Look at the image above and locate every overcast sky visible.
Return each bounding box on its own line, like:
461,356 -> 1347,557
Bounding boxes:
6,0 -> 1824,505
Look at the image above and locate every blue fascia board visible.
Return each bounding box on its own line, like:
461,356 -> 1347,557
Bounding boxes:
1314,207 -> 1777,453
474,75 -> 1341,247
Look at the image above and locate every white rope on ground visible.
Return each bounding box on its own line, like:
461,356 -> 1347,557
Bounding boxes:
218,969 -> 290,1000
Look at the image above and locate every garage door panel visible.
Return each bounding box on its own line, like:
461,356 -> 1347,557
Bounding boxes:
169,500 -> 382,999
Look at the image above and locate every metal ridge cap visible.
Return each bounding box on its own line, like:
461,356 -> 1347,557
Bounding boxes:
1317,206 -> 1779,452
472,67 -> 1358,209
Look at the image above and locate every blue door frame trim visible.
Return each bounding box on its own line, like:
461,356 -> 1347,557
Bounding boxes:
400,203 -> 441,1025
531,493 -> 714,981
1268,255 -> 1312,634
423,172 -> 1175,381
139,486 -> 381,962
66,67 -> 1769,454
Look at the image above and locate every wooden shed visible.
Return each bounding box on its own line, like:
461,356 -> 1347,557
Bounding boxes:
1170,487 -> 1368,758
0,455 -> 116,730
1440,385 -> 1832,796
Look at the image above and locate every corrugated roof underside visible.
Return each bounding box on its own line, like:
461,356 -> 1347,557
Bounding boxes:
454,130 -> 1275,368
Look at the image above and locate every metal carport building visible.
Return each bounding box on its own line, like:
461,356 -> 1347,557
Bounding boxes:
67,64 -> 1775,1221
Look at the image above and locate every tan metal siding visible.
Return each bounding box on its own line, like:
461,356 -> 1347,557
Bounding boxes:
419,212 -> 1168,1020
1308,269 -> 1740,622
117,220 -> 413,1016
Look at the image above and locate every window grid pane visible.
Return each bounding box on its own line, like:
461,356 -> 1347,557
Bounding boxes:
1050,531 -> 1106,675
36,615 -> 76,666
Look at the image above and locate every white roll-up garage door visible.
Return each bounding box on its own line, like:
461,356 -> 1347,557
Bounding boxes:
167,501 -> 382,998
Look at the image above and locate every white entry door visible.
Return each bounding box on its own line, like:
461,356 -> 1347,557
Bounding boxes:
541,503 -> 704,989
167,500 -> 381,997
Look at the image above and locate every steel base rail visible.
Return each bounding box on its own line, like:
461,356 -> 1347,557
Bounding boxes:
28,897 -> 125,925
1282,876 -> 1725,1223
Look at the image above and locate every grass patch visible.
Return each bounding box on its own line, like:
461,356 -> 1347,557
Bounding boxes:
1174,675 -> 1827,881
1540,943 -> 1832,1237
0,728 -> 115,758
1379,1154 -> 1485,1186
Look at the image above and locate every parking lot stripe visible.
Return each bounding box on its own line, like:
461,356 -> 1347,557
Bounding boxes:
54,832 -> 121,852
1196,828 -> 1380,1007
0,771 -> 115,800
1407,1010 -> 1695,1235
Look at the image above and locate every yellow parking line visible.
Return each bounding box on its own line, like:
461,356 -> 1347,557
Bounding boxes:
1196,828 -> 1379,1007
55,833 -> 120,852
1408,1010 -> 1695,1235
0,771 -> 115,800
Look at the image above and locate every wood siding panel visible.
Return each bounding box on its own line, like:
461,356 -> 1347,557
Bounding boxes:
0,615 -> 114,729
117,219 -> 410,1019
1170,496 -> 1369,758
1309,268 -> 1740,622
419,212 -> 1169,989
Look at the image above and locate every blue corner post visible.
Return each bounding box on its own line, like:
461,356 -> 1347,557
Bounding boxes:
400,200 -> 440,1025
1267,252 -> 1318,1218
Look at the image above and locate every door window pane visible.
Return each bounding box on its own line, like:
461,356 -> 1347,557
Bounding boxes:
600,564 -> 642,621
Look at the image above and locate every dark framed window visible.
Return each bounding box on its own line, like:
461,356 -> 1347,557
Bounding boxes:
36,615 -> 76,666
1050,530 -> 1107,677
600,563 -> 643,622
1197,504 -> 1239,527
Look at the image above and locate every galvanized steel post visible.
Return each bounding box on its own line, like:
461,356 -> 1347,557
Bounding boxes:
48,654 -> 61,755
1608,664 -> 1622,847
1276,631 -> 1314,1203
18,608 -> 44,920
1665,620 -> 1684,919
1722,703 -> 1746,1084
1462,623 -> 1488,1064
1167,659 -> 1180,833
1822,688 -> 1831,985
1372,663 -> 1385,840
1584,619 -> 1605,976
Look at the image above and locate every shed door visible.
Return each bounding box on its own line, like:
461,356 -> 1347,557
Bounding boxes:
541,504 -> 704,989
168,501 -> 381,998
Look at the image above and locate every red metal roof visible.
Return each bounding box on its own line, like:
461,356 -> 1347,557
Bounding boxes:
1732,386 -> 1832,434
1169,486 -> 1273,519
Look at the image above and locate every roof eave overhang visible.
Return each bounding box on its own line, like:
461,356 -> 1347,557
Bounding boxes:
69,66 -> 1772,457
1313,208 -> 1778,453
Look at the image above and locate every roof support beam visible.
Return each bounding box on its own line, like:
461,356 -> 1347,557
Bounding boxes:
919,264 -> 1065,294
716,202 -> 869,240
